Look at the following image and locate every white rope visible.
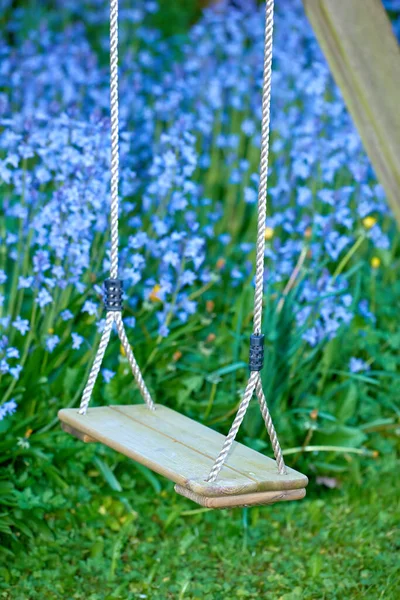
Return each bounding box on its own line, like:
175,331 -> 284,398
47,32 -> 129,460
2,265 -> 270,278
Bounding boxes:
78,0 -> 155,415
207,0 -> 286,481
110,0 -> 119,280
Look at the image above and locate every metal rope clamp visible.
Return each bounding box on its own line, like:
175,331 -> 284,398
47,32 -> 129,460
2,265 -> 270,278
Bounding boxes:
249,334 -> 265,371
104,278 -> 123,311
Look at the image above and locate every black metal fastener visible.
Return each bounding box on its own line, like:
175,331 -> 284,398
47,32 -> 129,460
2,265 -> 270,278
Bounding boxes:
249,334 -> 265,371
104,278 -> 123,311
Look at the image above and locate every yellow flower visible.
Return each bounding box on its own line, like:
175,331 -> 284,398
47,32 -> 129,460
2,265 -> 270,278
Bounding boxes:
363,216 -> 377,230
120,344 -> 126,357
371,256 -> 381,269
48,328 -> 54,334
149,283 -> 161,302
264,226 -> 274,240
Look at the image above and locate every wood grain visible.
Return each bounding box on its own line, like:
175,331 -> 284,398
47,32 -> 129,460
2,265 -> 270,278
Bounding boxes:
304,0 -> 400,226
58,405 -> 308,499
174,485 -> 306,508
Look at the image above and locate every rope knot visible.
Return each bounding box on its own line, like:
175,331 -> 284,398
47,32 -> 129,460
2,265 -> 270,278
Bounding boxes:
249,334 -> 265,371
104,278 -> 123,312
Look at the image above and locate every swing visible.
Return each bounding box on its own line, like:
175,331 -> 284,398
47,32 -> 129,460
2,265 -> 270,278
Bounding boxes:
59,0 -> 308,509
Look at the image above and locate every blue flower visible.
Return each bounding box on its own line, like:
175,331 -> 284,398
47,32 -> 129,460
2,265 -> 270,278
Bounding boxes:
124,317 -> 136,328
12,316 -> 30,336
349,357 -> 370,373
241,119 -> 256,136
6,347 -> 19,359
71,333 -> 84,349
102,369 -> 115,383
358,300 -> 376,323
0,399 -> 17,421
60,310 -> 74,321
46,335 -> 60,353
244,187 -> 257,204
10,365 -> 22,379
0,359 -> 9,374
18,276 -> 34,289
36,289 -> 53,308
82,300 -> 98,316
159,324 -> 170,338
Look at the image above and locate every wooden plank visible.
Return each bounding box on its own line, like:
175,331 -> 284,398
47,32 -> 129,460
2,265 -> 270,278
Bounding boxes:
59,406 -> 237,488
114,405 -> 307,494
175,485 -> 306,508
303,0 -> 400,226
61,422 -> 96,443
59,405 -> 308,497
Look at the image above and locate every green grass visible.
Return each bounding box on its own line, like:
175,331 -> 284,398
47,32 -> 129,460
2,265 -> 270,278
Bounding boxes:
0,455 -> 399,599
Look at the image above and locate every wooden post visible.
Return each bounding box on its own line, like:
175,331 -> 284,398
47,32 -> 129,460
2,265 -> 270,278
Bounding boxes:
303,0 -> 400,227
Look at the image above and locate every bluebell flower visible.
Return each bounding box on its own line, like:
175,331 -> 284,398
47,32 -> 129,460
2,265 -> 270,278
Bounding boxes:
241,119 -> 256,136
244,187 -> 257,204
71,333 -> 84,349
368,225 -> 390,250
12,316 -> 30,336
358,300 -> 376,323
159,324 -> 170,338
60,309 -> 74,321
325,231 -> 351,261
124,317 -> 136,328
36,289 -> 53,308
18,276 -> 34,291
0,316 -> 10,329
6,347 -> 19,359
297,187 -> 312,207
0,399 -> 17,421
349,357 -> 370,373
82,300 -> 98,316
0,359 -> 9,374
102,369 -> 115,383
302,327 -> 319,347
46,335 -> 60,353
0,270 -> 7,284
10,365 -> 22,379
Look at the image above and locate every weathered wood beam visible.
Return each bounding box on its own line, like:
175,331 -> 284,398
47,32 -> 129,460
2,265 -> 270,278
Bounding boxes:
303,0 -> 400,226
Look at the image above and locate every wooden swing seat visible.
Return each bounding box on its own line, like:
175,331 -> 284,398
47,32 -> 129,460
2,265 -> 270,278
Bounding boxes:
59,404 -> 308,509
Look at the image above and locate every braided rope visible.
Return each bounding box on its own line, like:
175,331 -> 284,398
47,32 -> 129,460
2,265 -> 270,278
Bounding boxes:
110,0 -> 119,280
253,0 -> 274,336
255,375 -> 285,474
78,0 -> 155,415
79,312 -> 115,415
207,0 -> 286,481
115,313 -> 155,410
207,372 -> 258,482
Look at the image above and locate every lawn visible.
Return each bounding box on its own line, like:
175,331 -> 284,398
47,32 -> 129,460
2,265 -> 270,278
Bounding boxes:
0,0 -> 400,598
1,459 -> 399,599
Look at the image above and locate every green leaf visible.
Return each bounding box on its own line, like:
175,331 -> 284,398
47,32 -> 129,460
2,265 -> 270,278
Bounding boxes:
208,362 -> 247,378
132,463 -> 161,494
93,457 -> 122,492
63,367 -> 80,398
336,383 -> 358,423
315,425 -> 367,448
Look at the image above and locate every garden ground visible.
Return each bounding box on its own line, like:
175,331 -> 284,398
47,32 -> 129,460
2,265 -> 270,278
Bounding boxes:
1,453 -> 399,599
